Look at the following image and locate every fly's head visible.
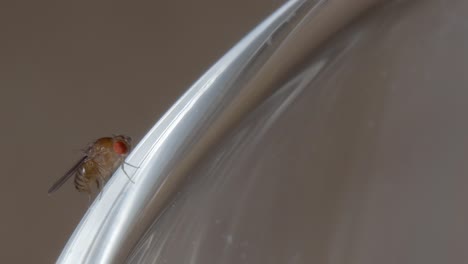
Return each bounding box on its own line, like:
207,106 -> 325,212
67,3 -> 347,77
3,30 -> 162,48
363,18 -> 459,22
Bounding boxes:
112,135 -> 132,156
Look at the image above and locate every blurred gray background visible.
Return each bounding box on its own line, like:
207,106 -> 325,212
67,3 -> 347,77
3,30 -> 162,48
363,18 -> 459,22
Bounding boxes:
0,0 -> 282,262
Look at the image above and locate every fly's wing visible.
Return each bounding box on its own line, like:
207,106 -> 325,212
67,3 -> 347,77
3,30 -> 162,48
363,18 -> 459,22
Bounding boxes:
48,156 -> 87,195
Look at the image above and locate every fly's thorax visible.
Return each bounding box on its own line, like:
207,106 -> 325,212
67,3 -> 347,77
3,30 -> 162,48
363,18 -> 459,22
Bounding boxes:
94,150 -> 123,174
83,140 -> 121,179
79,135 -> 130,181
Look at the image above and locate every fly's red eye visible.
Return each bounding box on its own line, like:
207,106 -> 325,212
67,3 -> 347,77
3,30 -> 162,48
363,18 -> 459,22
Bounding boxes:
113,141 -> 128,154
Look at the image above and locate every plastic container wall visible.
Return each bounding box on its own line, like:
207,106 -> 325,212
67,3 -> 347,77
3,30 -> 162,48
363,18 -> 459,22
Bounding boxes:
58,0 -> 468,263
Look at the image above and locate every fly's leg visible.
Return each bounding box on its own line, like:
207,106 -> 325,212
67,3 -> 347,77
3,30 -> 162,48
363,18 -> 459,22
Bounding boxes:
94,166 -> 106,200
95,177 -> 101,192
95,178 -> 101,201
121,159 -> 137,183
124,161 -> 139,168
86,187 -> 92,205
84,179 -> 92,204
121,164 -> 135,183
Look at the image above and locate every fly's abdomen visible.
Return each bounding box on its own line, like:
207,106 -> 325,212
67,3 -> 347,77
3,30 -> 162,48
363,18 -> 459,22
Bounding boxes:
74,160 -> 101,193
75,173 -> 91,193
74,166 -> 91,193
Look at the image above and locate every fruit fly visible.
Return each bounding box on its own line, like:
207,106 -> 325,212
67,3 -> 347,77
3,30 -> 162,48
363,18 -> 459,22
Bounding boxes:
48,135 -> 135,197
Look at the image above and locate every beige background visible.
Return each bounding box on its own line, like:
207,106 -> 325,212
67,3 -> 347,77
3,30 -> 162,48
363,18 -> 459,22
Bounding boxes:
0,0 -> 282,262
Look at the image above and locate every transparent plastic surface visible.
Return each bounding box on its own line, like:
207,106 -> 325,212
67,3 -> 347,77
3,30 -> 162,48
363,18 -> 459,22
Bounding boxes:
56,0 -> 468,263
128,1 -> 468,263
